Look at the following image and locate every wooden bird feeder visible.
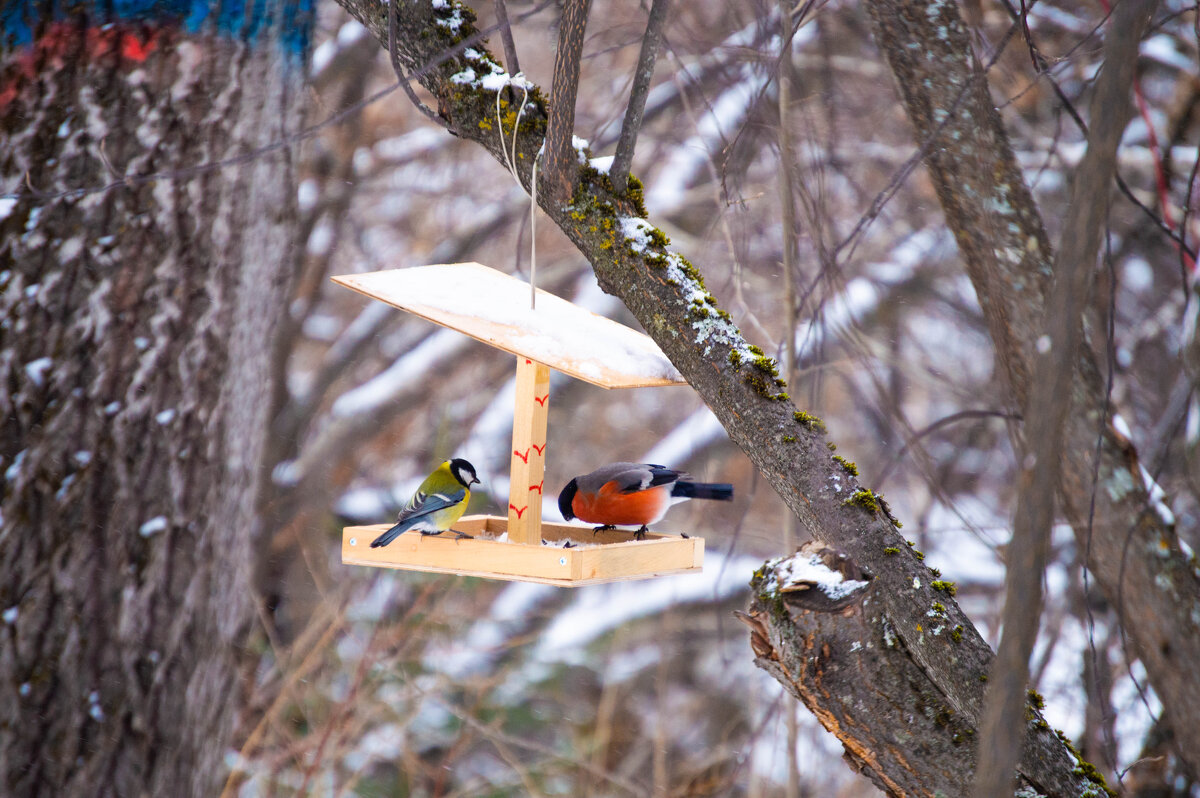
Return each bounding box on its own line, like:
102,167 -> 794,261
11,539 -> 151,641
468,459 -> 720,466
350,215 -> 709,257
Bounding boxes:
334,262 -> 704,586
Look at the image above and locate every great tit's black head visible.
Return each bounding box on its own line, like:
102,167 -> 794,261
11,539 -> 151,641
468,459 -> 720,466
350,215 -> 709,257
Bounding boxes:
449,458 -> 479,487
557,478 -> 578,521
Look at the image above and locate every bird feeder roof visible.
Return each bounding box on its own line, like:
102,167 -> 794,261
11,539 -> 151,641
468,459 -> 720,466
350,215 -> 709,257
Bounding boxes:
332,262 -> 686,388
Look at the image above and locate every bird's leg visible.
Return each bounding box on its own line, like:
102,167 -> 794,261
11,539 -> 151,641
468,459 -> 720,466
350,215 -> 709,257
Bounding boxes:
633,525 -> 649,541
424,528 -> 473,539
592,524 -> 617,536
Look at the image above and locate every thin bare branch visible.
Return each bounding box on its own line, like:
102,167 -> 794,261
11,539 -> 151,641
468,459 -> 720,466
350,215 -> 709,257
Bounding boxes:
610,0 -> 671,195
542,0 -> 592,200
493,0 -> 521,74
389,0 -> 449,126
972,2 -> 1157,796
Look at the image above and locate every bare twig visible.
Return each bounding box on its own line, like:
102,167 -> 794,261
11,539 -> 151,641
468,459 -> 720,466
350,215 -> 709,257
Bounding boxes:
389,0 -> 448,126
971,2 -> 1156,795
610,0 -> 671,195
542,0 -> 592,200
776,9 -> 801,794
493,0 -> 521,74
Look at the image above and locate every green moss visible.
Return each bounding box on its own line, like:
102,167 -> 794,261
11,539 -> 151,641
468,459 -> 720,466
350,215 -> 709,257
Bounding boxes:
911,549 -> 925,561
1053,730 -> 1116,797
931,580 -> 957,596
793,411 -> 826,432
826,442 -> 837,451
931,602 -> 946,614
752,354 -> 781,377
928,566 -> 941,578
624,174 -> 647,216
744,370 -> 789,401
843,489 -> 879,514
883,547 -> 900,555
782,435 -> 796,443
1027,689 -> 1045,710
950,625 -> 963,643
832,455 -> 858,476
729,350 -> 742,368
979,674 -> 988,682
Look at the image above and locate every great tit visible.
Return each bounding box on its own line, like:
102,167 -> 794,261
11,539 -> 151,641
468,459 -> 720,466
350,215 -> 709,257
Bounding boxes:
557,462 -> 733,539
371,458 -> 480,547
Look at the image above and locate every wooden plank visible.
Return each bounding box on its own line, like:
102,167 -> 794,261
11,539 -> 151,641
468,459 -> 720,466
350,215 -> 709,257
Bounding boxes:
507,358 -> 550,545
331,263 -> 685,389
341,516 -> 704,586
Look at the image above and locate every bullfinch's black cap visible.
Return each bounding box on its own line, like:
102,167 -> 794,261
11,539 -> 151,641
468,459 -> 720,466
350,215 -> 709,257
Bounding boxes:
557,478 -> 578,521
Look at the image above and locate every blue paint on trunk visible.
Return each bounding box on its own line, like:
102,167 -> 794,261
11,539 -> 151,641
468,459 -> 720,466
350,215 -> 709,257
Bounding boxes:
1,0 -> 313,56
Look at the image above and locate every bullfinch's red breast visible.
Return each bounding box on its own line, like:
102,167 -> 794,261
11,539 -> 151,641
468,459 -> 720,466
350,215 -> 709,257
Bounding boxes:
557,462 -> 734,538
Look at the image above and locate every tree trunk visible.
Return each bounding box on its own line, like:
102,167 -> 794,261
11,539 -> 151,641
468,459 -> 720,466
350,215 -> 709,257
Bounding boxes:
0,10 -> 306,796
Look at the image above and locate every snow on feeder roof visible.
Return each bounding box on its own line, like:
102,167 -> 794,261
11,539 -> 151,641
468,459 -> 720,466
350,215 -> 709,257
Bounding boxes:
333,262 -> 703,586
331,262 -> 685,389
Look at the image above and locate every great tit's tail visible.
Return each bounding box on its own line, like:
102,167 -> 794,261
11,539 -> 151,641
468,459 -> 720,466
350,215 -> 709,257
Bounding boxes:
671,481 -> 734,502
370,519 -> 409,548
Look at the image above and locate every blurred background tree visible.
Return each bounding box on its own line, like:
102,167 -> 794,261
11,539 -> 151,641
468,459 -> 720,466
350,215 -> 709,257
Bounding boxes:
0,1 -> 312,794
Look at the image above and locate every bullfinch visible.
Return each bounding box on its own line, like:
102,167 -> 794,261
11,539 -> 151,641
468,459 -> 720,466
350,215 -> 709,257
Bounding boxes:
557,462 -> 733,539
371,458 -> 480,547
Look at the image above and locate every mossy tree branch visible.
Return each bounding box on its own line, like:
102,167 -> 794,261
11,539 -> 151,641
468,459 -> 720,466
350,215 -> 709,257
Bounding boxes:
325,0 -> 1107,791
742,546 -> 1099,798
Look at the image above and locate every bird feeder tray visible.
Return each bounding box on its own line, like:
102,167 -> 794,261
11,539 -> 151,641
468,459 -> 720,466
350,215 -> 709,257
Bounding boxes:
333,263 -> 705,586
341,516 -> 704,586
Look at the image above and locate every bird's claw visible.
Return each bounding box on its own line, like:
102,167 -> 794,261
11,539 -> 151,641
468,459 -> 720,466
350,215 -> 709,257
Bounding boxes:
592,525 -> 617,536
633,526 -> 649,541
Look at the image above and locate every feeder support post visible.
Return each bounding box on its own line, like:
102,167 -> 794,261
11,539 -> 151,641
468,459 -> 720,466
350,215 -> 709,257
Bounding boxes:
508,358 -> 551,545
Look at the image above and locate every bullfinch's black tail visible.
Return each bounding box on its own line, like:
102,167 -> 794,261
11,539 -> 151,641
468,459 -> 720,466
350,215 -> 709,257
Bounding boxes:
671,481 -> 734,501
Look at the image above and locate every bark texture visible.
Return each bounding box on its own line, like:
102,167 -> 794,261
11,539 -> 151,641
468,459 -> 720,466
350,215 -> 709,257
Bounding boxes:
0,21 -> 303,797
328,0 -> 1098,791
864,0 -> 1200,774
743,547 -> 1097,798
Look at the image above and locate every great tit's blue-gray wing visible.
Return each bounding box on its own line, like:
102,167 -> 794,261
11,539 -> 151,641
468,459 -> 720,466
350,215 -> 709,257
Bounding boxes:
370,487 -> 467,547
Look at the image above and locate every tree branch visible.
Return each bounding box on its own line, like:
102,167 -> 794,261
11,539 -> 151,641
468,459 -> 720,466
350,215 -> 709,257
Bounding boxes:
743,545 -> 1096,798
542,0 -> 592,201
610,0 -> 671,195
973,2 -> 1157,795
493,0 -> 521,75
